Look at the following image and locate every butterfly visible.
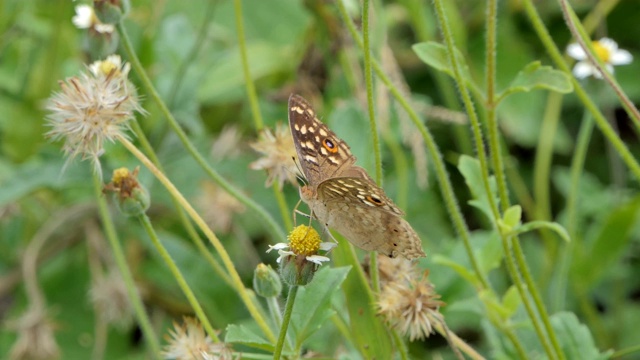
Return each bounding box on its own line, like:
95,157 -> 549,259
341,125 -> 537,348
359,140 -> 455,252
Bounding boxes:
288,94 -> 425,260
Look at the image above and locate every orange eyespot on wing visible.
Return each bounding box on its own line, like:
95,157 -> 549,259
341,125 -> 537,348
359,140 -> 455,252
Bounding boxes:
366,195 -> 384,206
322,138 -> 339,153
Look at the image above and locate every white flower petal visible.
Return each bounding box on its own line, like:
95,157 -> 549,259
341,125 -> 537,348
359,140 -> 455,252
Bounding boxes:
567,43 -> 587,60
276,250 -> 294,263
611,49 -> 633,65
306,255 -> 330,265
320,242 -> 337,251
267,243 -> 289,253
72,5 -> 94,29
572,61 -> 595,79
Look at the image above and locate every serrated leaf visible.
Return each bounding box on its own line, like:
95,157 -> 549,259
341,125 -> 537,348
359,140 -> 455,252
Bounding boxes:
225,324 -> 273,351
290,266 -> 350,346
498,61 -> 573,103
412,42 -> 473,86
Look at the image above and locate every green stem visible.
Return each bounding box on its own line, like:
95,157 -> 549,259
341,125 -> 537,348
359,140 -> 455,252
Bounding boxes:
391,329 -> 409,360
92,175 -> 161,357
273,286 -> 298,360
521,0 -> 640,182
131,121 -> 234,288
533,93 -> 563,272
362,0 -> 383,185
233,0 -> 264,130
138,213 -> 219,342
484,0 -> 509,212
117,22 -> 285,242
335,0 -> 488,290
273,185 -> 293,231
119,136 -> 277,343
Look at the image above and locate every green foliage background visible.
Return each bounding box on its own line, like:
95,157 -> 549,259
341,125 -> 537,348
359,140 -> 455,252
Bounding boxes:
1,0 -> 640,359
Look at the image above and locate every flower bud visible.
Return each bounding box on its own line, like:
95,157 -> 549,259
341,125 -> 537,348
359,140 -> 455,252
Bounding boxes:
253,263 -> 282,298
104,167 -> 150,216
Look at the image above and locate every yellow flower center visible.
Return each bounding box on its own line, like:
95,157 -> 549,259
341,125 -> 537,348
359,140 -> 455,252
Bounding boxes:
287,225 -> 321,256
592,41 -> 611,63
96,59 -> 118,76
112,167 -> 130,186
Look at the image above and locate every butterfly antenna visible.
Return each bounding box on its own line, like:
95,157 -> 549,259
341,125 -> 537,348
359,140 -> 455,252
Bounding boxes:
291,156 -> 308,185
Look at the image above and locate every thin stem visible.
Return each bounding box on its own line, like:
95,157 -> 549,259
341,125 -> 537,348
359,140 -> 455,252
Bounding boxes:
118,136 -> 276,343
433,0 -> 499,222
266,296 -> 283,328
117,22 -> 285,242
533,93 -> 563,265
273,286 -> 298,360
92,174 -> 161,357
484,0 -> 509,212
362,0 -> 383,185
521,0 -> 640,182
390,329 -> 409,360
233,0 -> 264,130
335,0 -> 488,290
131,121 -> 234,288
138,213 -> 220,342
273,185 -> 293,231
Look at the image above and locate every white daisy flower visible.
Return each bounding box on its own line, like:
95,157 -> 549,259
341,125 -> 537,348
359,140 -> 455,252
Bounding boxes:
567,37 -> 633,79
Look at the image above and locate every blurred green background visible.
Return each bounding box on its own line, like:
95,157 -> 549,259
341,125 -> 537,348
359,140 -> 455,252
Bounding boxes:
1,0 -> 640,358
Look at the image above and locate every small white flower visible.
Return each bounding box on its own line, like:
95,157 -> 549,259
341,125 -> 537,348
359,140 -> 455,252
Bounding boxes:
72,5 -> 94,29
567,37 -> 633,79
72,4 -> 114,34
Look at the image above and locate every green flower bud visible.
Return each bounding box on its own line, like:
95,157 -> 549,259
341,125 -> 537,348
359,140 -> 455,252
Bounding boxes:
279,255 -> 316,286
253,264 -> 282,298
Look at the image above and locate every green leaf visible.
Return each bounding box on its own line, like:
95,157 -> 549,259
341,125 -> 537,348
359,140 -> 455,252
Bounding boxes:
508,220 -> 571,243
457,155 -> 499,222
433,254 -> 480,287
551,312 -> 611,360
503,205 -> 522,229
501,286 -> 521,319
497,61 -> 573,103
290,266 -> 350,346
572,196 -> 640,287
225,324 -> 273,352
412,42 -> 473,86
331,238 -> 393,359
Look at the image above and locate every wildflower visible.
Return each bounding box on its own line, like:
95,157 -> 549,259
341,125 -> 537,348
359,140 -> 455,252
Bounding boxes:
249,123 -> 299,189
567,37 -> 633,79
72,4 -> 114,34
89,270 -> 133,329
162,317 -> 231,360
45,55 -> 144,177
374,255 -> 419,286
377,270 -> 445,341
267,225 -> 335,285
9,307 -> 59,360
196,181 -> 245,233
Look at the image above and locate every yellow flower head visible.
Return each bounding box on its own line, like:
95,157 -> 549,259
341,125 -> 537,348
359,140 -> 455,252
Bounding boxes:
287,225 -> 322,256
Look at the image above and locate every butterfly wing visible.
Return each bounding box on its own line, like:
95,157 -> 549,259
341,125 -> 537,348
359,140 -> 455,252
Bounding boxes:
315,177 -> 425,260
288,94 -> 357,186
